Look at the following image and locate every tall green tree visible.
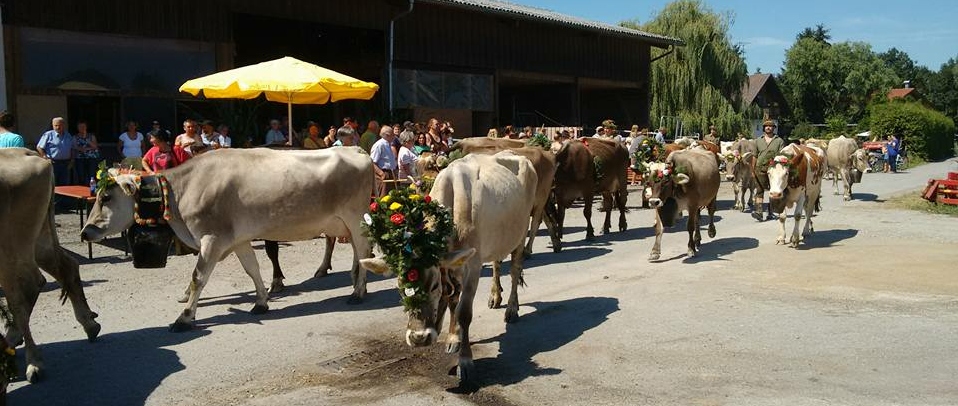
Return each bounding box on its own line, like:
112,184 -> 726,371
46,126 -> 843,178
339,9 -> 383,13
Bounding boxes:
796,24 -> 831,44
621,0 -> 748,138
926,56 -> 958,125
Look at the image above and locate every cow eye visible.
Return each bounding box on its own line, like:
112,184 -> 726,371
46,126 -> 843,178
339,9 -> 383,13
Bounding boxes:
101,193 -> 111,203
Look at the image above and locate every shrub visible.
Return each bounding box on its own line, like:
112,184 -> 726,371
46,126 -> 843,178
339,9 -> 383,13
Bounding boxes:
791,122 -> 819,140
868,101 -> 956,161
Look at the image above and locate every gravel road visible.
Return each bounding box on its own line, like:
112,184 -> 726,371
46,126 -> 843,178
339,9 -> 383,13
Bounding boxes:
7,159 -> 958,406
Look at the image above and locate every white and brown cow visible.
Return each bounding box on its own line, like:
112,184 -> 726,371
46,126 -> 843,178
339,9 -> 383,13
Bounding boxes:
645,148 -> 720,261
825,135 -> 869,201
80,147 -> 374,331
361,151 -> 538,387
767,144 -> 827,247
0,148 -> 101,383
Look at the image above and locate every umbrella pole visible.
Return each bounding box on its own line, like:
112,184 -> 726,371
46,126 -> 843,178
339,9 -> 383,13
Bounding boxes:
287,97 -> 293,146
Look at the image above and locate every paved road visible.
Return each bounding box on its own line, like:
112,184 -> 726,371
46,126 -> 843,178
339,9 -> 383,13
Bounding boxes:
8,159 -> 958,405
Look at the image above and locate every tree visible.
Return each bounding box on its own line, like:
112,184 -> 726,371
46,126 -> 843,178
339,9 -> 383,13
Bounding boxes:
621,0 -> 749,139
796,24 -> 831,44
926,56 -> 958,126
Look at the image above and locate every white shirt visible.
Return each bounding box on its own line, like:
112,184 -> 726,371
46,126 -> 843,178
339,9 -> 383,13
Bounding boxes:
118,132 -> 144,158
397,146 -> 418,179
370,138 -> 397,171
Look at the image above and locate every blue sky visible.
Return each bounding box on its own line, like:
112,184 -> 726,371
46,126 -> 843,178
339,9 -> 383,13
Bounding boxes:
511,0 -> 958,74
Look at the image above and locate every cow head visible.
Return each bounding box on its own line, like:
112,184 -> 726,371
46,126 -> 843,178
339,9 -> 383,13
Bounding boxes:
850,148 -> 869,173
80,173 -> 139,242
725,150 -> 752,181
645,162 -> 688,226
766,155 -> 795,199
360,248 -> 475,347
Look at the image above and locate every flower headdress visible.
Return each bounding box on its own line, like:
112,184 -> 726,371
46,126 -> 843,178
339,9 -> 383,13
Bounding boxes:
631,138 -> 664,171
363,187 -> 455,313
646,163 -> 674,183
768,155 -> 790,168
94,160 -> 116,192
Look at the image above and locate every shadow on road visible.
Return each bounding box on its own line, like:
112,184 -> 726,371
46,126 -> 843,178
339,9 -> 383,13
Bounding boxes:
470,297 -> 619,389
852,192 -> 881,202
7,326 -> 207,406
682,237 -> 760,264
800,228 -> 859,249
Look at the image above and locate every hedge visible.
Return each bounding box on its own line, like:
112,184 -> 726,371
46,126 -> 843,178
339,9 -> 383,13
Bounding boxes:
868,101 -> 956,161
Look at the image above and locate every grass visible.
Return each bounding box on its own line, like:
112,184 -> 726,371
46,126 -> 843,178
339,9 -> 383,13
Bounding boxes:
886,191 -> 958,217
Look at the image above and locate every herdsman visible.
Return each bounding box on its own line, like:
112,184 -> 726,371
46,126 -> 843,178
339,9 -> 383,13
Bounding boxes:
752,119 -> 784,221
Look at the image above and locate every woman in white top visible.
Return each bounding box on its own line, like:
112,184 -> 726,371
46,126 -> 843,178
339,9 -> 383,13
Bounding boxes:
117,120 -> 146,158
397,130 -> 418,180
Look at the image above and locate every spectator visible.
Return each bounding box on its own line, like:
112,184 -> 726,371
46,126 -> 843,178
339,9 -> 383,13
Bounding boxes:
0,110 -> 25,148
73,120 -> 100,185
198,120 -> 227,150
397,130 -> 418,179
142,129 -> 185,174
503,125 -> 517,139
886,134 -> 901,173
654,127 -> 667,143
118,120 -> 146,159
359,120 -> 380,153
36,117 -> 74,186
264,119 -> 287,146
370,126 -> 398,196
487,128 -> 499,138
334,125 -> 357,147
150,120 -> 162,134
175,119 -> 200,158
216,124 -> 232,148
302,122 -> 327,149
593,126 -> 605,138
413,132 -> 430,155
425,118 -> 447,153
519,126 -> 533,139
704,125 -> 719,144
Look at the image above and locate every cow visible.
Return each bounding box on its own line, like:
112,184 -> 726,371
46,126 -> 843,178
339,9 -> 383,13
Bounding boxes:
79,147 -> 374,331
767,144 -> 827,247
825,135 -> 869,201
645,148 -> 720,261
725,138 -> 758,212
360,151 -> 538,387
553,138 -> 629,241
0,148 -> 101,383
450,137 -> 560,256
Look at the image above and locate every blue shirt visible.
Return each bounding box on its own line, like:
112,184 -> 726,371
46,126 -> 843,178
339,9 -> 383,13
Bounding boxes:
887,138 -> 900,155
0,132 -> 25,148
37,130 -> 74,160
370,138 -> 397,170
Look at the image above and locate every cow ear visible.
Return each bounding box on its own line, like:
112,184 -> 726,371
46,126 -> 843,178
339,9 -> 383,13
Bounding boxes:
675,173 -> 690,185
359,258 -> 394,276
442,248 -> 477,269
741,152 -> 753,162
116,176 -> 140,196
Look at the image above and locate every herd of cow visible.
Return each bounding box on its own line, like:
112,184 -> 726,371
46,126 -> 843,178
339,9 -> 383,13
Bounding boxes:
0,132 -> 873,393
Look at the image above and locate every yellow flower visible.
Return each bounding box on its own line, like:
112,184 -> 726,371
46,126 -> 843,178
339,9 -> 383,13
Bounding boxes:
409,194 -> 422,201
3,347 -> 13,356
96,169 -> 104,180
389,202 -> 403,211
380,195 -> 392,204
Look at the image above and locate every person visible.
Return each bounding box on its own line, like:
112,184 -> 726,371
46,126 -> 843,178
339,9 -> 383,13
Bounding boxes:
593,126 -> 605,138
413,132 -> 430,155
0,110 -> 25,148
425,118 -> 446,153
175,119 -> 199,157
752,120 -> 785,221
397,130 -> 418,180
704,126 -> 719,144
36,117 -> 74,186
264,119 -> 287,146
359,120 -> 380,153
73,120 -> 100,185
141,129 -> 185,174
342,117 -> 360,145
150,120 -> 162,134
198,120 -> 227,150
886,134 -> 901,173
302,122 -> 327,149
334,125 -> 357,147
519,126 -> 533,139
654,126 -> 667,143
118,120 -> 146,159
487,128 -> 499,138
628,128 -> 649,157
216,124 -> 233,148
370,126 -> 398,196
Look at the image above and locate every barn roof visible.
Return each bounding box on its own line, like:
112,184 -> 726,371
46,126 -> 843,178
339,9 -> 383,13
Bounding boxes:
887,87 -> 917,100
424,0 -> 684,47
743,73 -> 772,106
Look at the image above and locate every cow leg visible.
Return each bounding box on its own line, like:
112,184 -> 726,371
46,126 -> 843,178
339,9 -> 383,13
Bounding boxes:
170,238 -> 224,332
0,258 -> 46,383
842,169 -> 853,201
450,256 -> 481,388
732,182 -> 742,211
648,211 -> 664,261
345,219 -> 372,304
234,243 -> 269,314
445,279 -> 462,354
583,194 -> 596,241
263,240 -> 285,293
314,237 -> 335,278
555,200 -> 566,240
617,190 -> 628,232
790,202 -> 804,248
541,199 -> 562,253
707,198 -> 717,238
833,170 -> 842,195
523,208 -> 543,259
601,193 -> 613,235
775,208 -> 787,245
504,244 -> 526,324
687,209 -> 699,257
488,261 -> 503,309
36,246 -> 101,342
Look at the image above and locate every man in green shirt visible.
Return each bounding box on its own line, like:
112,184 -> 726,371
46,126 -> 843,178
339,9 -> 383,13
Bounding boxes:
752,120 -> 785,221
359,120 -> 380,153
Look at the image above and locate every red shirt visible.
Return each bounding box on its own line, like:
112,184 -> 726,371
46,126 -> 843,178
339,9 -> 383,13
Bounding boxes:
144,146 -> 186,172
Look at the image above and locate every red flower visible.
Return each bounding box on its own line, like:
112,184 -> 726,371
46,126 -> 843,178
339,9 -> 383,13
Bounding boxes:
406,269 -> 419,282
424,195 -> 432,203
390,213 -> 405,225
369,202 -> 379,212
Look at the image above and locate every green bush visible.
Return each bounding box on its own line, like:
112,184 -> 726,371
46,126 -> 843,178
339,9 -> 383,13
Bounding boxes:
790,122 -> 819,140
868,101 -> 956,161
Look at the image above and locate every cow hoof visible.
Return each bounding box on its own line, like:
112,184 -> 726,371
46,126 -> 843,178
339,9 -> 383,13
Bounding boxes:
751,212 -> 763,221
346,294 -> 364,305
168,320 -> 193,333
269,279 -> 285,294
250,304 -> 269,315
522,248 -> 533,260
456,358 -> 477,388
446,342 -> 460,354
602,227 -> 611,235
585,233 -> 595,241
504,308 -> 519,323
91,311 -> 99,319
487,296 -> 501,309
26,364 -> 41,383
708,227 -> 716,238
313,267 -> 330,278
775,238 -> 785,245
648,253 -> 660,262
176,293 -> 189,304
843,196 -> 851,201
85,322 -> 102,342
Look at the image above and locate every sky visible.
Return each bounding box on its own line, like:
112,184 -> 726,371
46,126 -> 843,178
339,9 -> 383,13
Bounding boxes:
510,0 -> 958,74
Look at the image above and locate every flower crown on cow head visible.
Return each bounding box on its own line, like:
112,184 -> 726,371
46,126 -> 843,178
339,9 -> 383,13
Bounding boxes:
631,138 -> 664,171
768,155 -> 790,168
363,187 -> 455,313
95,160 -> 116,192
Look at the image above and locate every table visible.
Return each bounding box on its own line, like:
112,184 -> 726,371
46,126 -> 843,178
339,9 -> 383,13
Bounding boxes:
54,185 -> 97,259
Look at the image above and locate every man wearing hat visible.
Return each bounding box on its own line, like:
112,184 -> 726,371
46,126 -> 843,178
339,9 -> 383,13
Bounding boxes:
752,119 -> 784,221
199,120 -> 226,150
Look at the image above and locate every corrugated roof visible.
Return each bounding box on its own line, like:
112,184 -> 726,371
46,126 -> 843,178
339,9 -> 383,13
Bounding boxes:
421,0 -> 684,47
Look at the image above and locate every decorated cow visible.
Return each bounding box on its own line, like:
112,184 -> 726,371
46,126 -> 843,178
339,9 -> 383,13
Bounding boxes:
767,144 -> 827,247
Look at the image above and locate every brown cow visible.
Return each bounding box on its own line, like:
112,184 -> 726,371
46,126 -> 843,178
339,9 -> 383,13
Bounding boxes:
767,144 -> 827,247
645,148 -> 720,261
554,138 -> 629,240
0,148 -> 101,383
725,138 -> 758,212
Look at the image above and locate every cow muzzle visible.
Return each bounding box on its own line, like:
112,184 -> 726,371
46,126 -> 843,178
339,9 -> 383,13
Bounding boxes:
80,225 -> 104,243
768,191 -> 783,199
725,173 -> 735,181
648,198 -> 663,208
405,328 -> 438,347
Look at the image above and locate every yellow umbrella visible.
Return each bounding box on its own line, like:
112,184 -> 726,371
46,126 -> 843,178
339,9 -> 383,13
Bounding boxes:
179,56 -> 380,144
